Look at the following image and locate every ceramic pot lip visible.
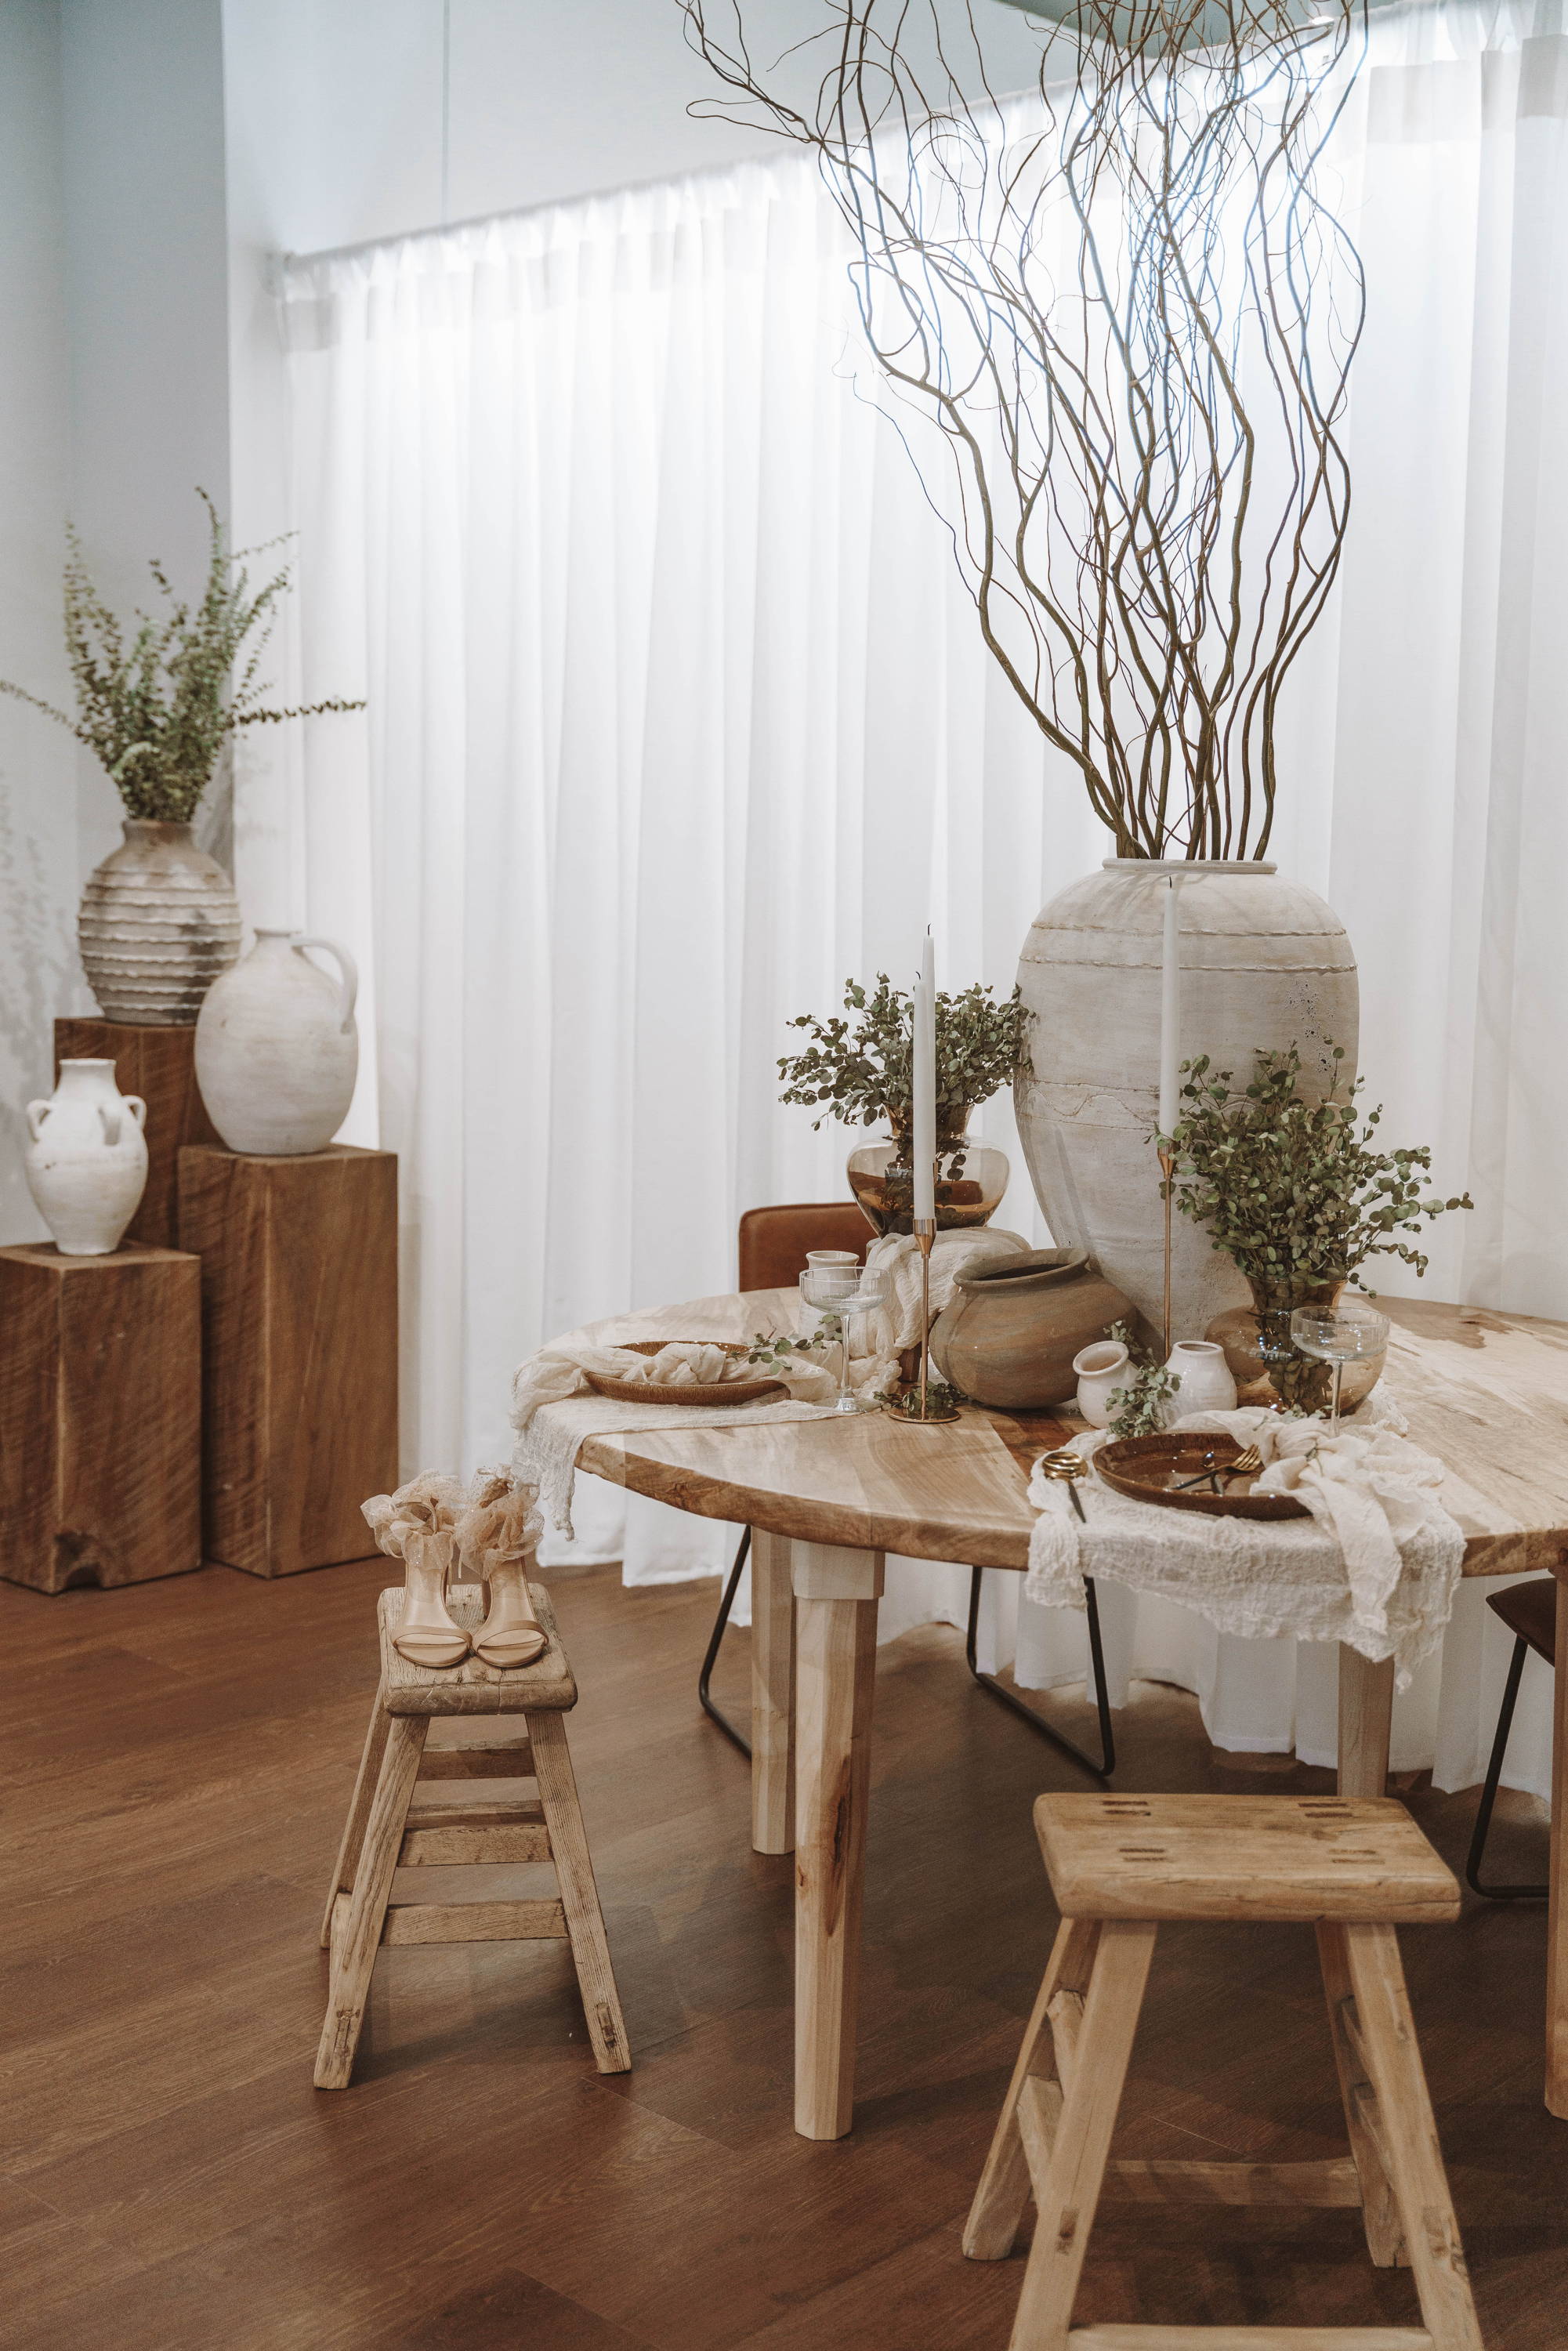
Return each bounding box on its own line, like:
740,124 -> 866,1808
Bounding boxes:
1101,856 -> 1278,877
1073,1338 -> 1129,1376
56,1057 -> 115,1077
956,1247 -> 1088,1294
121,817 -> 197,841
1169,1339 -> 1226,1357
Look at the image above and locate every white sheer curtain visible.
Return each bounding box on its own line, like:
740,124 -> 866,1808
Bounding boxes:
255,0 -> 1568,1796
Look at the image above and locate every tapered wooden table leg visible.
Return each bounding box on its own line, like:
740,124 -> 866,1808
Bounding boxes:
751,1529 -> 795,1855
1337,1646 -> 1395,1797
1547,1577 -> 1568,2117
791,1539 -> 883,2141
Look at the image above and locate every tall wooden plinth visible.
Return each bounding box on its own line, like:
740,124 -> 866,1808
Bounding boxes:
55,1019 -> 220,1248
177,1144 -> 398,1578
0,1243 -> 203,1592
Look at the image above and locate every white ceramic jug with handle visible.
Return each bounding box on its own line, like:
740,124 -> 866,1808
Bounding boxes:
195,929 -> 359,1154
24,1059 -> 148,1254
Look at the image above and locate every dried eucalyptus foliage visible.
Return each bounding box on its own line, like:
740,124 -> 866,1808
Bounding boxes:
778,973 -> 1025,1132
0,490 -> 363,823
1102,1317 -> 1180,1436
683,1 -> 1368,857
1166,1046 -> 1472,1292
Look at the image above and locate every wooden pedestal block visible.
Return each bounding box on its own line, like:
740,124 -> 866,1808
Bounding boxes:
177,1144 -> 398,1578
55,1019 -> 220,1248
0,1243 -> 202,1592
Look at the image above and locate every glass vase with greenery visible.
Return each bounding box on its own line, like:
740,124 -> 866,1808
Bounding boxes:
1165,1045 -> 1472,1408
778,974 -> 1024,1233
0,490 -> 363,822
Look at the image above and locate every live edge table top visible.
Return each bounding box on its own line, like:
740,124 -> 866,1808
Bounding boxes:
558,1289 -> 1568,1581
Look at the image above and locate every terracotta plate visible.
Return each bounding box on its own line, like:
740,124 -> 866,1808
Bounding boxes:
583,1339 -> 786,1409
1095,1432 -> 1309,1520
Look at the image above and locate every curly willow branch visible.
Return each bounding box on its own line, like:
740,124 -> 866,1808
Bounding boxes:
682,0 -> 1367,859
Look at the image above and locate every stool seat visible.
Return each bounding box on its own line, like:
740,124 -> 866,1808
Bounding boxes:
1034,1793 -> 1461,1924
1484,1574 -> 1556,1664
379,1581 -> 576,1713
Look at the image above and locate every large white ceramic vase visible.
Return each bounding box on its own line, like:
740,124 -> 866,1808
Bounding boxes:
195,929 -> 359,1154
24,1059 -> 149,1254
1015,859 -> 1358,1342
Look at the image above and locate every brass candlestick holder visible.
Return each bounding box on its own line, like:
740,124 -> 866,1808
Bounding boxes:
1159,1145 -> 1175,1359
884,1216 -> 961,1425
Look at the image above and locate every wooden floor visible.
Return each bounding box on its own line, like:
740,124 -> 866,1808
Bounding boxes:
2,1559 -> 1564,2350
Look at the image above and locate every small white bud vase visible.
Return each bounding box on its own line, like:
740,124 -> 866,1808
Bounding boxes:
194,929 -> 359,1155
1072,1338 -> 1131,1428
1164,1338 -> 1238,1415
24,1059 -> 149,1254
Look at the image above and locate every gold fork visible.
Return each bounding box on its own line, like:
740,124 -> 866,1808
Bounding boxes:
1222,1441 -> 1263,1482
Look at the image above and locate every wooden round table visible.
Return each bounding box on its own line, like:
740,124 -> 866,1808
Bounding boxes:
552,1286 -> 1568,2136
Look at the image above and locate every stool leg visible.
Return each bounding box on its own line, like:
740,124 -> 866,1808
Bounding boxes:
965,1918 -> 1101,2261
319,1683 -> 393,1948
1008,1919 -> 1157,2351
1316,1921 -> 1407,2269
314,1713 -> 427,2091
529,1710 -> 631,2074
1342,1922 -> 1484,2351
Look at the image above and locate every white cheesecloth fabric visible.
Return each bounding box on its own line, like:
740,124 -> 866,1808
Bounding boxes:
1025,1395 -> 1466,1687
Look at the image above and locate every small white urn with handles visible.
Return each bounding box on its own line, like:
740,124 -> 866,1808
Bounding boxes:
24,1059 -> 148,1255
195,929 -> 359,1155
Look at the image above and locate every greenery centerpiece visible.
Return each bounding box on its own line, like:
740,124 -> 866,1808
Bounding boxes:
0,491 -> 363,1023
779,974 -> 1025,1233
1166,1045 -> 1472,1409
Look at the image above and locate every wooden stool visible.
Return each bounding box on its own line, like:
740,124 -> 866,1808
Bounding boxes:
965,1792 -> 1483,2351
315,1581 -> 629,2088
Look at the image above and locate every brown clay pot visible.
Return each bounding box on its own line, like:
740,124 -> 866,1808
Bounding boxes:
1205,1273 -> 1385,1414
929,1248 -> 1132,1409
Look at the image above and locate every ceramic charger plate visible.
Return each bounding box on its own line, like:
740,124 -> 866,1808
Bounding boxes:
1095,1431 -> 1308,1520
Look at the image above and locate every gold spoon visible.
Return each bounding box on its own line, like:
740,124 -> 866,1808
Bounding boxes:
1037,1447 -> 1090,1522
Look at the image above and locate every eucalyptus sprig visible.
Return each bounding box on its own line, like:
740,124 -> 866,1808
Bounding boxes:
1102,1319 -> 1180,1437
0,489 -> 363,823
745,1331 -> 830,1368
778,973 -> 1024,1133
1164,1046 -> 1472,1291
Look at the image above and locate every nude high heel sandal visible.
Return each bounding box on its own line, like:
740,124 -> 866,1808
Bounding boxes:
458,1474 -> 548,1670
363,1474 -> 470,1670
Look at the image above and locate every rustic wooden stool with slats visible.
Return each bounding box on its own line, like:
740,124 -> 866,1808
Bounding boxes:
965,1792 -> 1483,2351
315,1581 -> 629,2088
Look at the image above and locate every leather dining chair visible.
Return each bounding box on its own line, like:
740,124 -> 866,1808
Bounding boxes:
697,1201 -> 1115,1783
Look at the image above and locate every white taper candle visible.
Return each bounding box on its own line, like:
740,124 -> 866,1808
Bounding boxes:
913,930 -> 936,1224
1158,875 -> 1180,1137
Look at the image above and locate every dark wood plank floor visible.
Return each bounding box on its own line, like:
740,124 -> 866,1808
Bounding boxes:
1,1557 -> 1563,2349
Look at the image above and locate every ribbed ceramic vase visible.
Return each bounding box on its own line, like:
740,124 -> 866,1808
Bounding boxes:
1014,859 -> 1359,1343
78,819 -> 242,1024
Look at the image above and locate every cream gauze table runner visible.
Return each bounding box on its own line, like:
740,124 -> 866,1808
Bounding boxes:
1025,1393 -> 1465,1686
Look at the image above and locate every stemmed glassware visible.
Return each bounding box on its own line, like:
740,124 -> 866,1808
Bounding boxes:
1289,1296 -> 1390,1433
800,1264 -> 889,1415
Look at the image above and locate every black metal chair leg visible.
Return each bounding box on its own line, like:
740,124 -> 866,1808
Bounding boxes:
964,1565 -> 1115,1782
698,1527 -> 752,1757
1466,1633 -> 1548,1898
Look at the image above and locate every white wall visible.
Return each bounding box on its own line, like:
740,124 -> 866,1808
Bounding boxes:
60,0 -> 232,878
0,0 -> 78,1242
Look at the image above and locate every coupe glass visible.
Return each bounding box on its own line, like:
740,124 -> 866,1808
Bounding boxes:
1289,1297 -> 1390,1433
800,1264 -> 889,1415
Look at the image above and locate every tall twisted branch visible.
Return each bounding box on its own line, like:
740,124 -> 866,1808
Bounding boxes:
683,0 -> 1367,857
